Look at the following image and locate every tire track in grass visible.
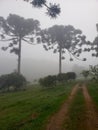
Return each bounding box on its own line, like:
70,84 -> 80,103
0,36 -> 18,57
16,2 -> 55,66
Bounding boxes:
82,84 -> 98,130
64,85 -> 86,130
46,84 -> 79,130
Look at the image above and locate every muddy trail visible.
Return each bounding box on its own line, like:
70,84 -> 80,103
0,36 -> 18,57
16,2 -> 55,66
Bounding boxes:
46,83 -> 98,130
82,84 -> 98,130
46,84 -> 79,130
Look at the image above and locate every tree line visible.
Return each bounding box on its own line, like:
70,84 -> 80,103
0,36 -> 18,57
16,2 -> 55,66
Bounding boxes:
39,72 -> 76,87
0,0 -> 98,91
0,14 -> 96,75
1,65 -> 98,92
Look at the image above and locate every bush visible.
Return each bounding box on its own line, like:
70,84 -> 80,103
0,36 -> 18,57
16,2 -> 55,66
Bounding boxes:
57,72 -> 76,83
39,75 -> 56,87
39,72 -> 76,87
0,72 -> 26,92
66,72 -> 76,81
57,73 -> 67,83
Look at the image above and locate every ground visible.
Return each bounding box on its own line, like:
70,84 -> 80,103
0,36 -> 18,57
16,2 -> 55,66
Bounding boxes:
46,83 -> 98,130
0,83 -> 98,130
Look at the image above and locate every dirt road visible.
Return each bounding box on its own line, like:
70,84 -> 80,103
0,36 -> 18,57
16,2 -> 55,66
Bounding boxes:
82,84 -> 98,130
46,83 -> 98,130
46,84 -> 79,130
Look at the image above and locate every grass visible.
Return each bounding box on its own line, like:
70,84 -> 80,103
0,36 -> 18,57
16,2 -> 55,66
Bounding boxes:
0,83 -> 74,130
87,82 -> 98,109
63,87 -> 86,130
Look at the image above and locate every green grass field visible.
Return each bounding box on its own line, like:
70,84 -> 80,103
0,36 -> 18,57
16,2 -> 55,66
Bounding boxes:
0,83 -> 74,130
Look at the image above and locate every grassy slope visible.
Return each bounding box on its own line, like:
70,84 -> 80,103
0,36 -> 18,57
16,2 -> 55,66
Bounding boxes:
0,83 -> 74,130
63,87 -> 86,130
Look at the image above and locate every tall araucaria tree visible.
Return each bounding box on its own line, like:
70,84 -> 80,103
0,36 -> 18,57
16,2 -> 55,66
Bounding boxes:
91,24 -> 98,57
23,0 -> 61,18
40,25 -> 90,74
0,14 -> 40,74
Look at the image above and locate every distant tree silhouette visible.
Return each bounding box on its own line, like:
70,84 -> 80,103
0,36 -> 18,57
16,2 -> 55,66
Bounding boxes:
40,25 -> 89,74
81,70 -> 89,79
23,0 -> 61,18
0,14 -> 40,74
89,65 -> 98,81
91,24 -> 98,57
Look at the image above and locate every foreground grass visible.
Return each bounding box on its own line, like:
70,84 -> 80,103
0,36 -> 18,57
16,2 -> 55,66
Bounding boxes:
87,82 -> 98,109
0,83 -> 74,130
64,87 -> 86,130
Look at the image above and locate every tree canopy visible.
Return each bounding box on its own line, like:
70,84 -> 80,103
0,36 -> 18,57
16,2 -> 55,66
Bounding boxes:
91,24 -> 98,57
0,14 -> 40,74
23,0 -> 61,18
40,25 -> 90,73
89,65 -> 98,81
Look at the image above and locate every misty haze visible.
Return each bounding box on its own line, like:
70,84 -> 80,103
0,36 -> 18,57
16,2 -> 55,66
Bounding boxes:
0,0 -> 98,81
0,0 -> 98,130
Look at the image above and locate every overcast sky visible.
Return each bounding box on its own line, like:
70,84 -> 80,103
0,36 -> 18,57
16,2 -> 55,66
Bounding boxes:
0,0 -> 98,80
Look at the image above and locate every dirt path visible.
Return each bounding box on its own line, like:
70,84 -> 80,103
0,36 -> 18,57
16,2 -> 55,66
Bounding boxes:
46,84 -> 79,130
82,84 -> 98,130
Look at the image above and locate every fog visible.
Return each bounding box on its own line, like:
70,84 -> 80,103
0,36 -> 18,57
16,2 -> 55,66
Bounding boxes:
0,57 -> 86,81
0,0 -> 98,81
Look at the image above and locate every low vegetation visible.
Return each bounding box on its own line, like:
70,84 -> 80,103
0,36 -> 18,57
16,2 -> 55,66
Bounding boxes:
39,75 -> 56,87
0,72 -> 26,92
0,83 -> 74,130
39,72 -> 76,87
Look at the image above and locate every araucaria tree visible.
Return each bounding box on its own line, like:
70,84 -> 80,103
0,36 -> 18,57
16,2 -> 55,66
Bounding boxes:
92,24 -> 98,57
0,14 -> 40,74
40,25 -> 89,74
23,0 -> 61,18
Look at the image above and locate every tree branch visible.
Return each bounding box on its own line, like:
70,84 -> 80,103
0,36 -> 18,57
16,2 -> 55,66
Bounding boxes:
22,38 -> 38,45
44,3 -> 50,9
0,38 -> 17,42
67,49 -> 84,61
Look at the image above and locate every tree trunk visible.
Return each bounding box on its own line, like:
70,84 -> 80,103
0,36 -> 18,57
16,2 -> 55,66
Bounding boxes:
59,47 -> 62,74
18,37 -> 22,74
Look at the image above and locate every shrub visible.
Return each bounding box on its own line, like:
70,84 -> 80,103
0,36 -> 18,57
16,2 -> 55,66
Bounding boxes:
57,73 -> 67,83
39,75 -> 56,87
66,72 -> 76,81
39,72 -> 76,87
57,72 -> 76,83
0,72 -> 26,91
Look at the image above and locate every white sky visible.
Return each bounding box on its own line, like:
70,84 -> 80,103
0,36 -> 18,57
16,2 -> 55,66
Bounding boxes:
0,0 -> 98,79
0,0 -> 98,40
